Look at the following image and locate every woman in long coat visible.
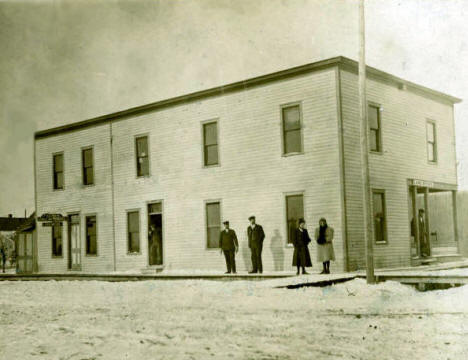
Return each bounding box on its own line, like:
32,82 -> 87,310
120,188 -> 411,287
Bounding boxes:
292,218 -> 312,275
315,218 -> 335,274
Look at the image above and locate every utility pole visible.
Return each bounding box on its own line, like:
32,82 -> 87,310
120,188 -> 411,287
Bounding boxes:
359,0 -> 375,284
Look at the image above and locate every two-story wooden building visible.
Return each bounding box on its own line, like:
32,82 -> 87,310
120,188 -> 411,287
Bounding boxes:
33,56 -> 462,273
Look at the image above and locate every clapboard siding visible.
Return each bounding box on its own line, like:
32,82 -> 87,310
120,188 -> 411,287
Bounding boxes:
35,124 -> 114,273
340,69 -> 458,270
35,68 -> 345,273
111,69 -> 344,272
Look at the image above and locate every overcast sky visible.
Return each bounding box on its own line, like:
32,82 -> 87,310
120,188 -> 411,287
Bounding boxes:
1,0 -> 467,217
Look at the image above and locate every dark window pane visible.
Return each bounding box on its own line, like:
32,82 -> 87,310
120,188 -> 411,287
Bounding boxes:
85,168 -> 94,185
284,130 -> 302,154
128,212 -> 140,232
136,137 -> 148,157
137,157 -> 149,176
204,145 -> 218,166
370,130 -> 378,152
427,143 -> 435,161
129,233 -> 140,252
83,149 -> 93,168
283,106 -> 301,131
55,172 -> 63,189
373,192 -> 386,243
206,203 -> 220,226
286,195 -> 304,244
148,203 -> 162,214
52,223 -> 63,256
373,193 -> 383,215
203,123 -> 218,146
368,106 -> 379,130
207,227 -> 220,248
427,123 -> 435,142
54,154 -> 63,172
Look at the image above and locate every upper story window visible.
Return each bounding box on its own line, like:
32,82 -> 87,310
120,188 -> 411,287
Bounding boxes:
368,105 -> 382,152
135,136 -> 149,177
203,121 -> 219,166
82,148 -> 94,185
426,121 -> 437,163
53,153 -> 64,190
282,104 -> 303,155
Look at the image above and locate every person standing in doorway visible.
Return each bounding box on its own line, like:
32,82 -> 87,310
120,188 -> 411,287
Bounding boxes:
412,209 -> 429,257
292,218 -> 312,275
315,218 -> 335,274
247,215 -> 265,274
219,221 -> 238,274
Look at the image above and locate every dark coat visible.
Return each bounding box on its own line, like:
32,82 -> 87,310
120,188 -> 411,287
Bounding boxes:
247,224 -> 265,249
292,228 -> 312,267
219,229 -> 239,251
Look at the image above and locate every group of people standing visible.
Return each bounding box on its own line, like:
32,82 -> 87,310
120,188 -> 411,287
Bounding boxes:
218,216 -> 334,275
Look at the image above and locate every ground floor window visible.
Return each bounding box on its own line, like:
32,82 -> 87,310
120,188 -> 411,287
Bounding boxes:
86,215 -> 97,255
372,190 -> 387,243
206,201 -> 221,248
286,194 -> 304,244
52,222 -> 63,256
127,211 -> 140,253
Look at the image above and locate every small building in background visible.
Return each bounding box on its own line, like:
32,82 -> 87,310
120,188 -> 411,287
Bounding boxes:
0,214 -> 29,272
15,213 -> 37,274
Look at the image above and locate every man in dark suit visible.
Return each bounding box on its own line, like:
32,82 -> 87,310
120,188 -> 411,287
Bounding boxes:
247,215 -> 265,274
219,221 -> 238,274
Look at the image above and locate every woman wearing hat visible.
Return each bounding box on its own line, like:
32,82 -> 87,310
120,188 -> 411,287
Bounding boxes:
292,218 -> 312,275
315,218 -> 335,274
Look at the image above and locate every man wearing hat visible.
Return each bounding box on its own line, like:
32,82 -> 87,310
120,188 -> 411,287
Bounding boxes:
219,221 -> 239,274
247,215 -> 265,273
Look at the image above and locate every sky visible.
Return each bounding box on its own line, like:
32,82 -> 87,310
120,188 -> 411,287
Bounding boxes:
0,0 -> 467,217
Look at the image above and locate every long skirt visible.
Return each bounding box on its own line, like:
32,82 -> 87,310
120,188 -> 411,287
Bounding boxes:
317,242 -> 335,262
292,246 -> 312,267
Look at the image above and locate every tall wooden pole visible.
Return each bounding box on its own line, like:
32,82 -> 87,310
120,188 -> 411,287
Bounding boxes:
359,0 -> 375,284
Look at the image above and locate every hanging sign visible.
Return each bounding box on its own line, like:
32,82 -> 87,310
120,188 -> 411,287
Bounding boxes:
38,213 -> 67,222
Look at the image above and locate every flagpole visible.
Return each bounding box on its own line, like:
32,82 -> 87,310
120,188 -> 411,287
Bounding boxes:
359,0 -> 375,284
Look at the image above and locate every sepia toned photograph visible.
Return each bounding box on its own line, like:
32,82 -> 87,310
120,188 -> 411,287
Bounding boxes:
1,0 -> 467,359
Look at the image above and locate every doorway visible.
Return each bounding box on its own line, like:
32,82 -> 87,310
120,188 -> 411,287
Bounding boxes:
148,203 -> 163,266
68,214 -> 81,270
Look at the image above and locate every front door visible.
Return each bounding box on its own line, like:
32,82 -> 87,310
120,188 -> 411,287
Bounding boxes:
148,203 -> 163,266
68,214 -> 81,270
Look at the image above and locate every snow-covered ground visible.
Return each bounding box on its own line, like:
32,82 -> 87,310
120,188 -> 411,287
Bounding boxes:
1,277 -> 467,360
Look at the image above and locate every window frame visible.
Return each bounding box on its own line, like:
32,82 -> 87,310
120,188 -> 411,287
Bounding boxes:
85,214 -> 98,256
201,119 -> 220,168
126,209 -> 141,255
204,199 -> 222,250
426,119 -> 438,164
134,134 -> 151,178
81,146 -> 95,186
52,152 -> 65,190
280,102 -> 304,156
368,103 -> 383,154
284,191 -> 305,247
51,221 -> 63,258
372,189 -> 388,245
